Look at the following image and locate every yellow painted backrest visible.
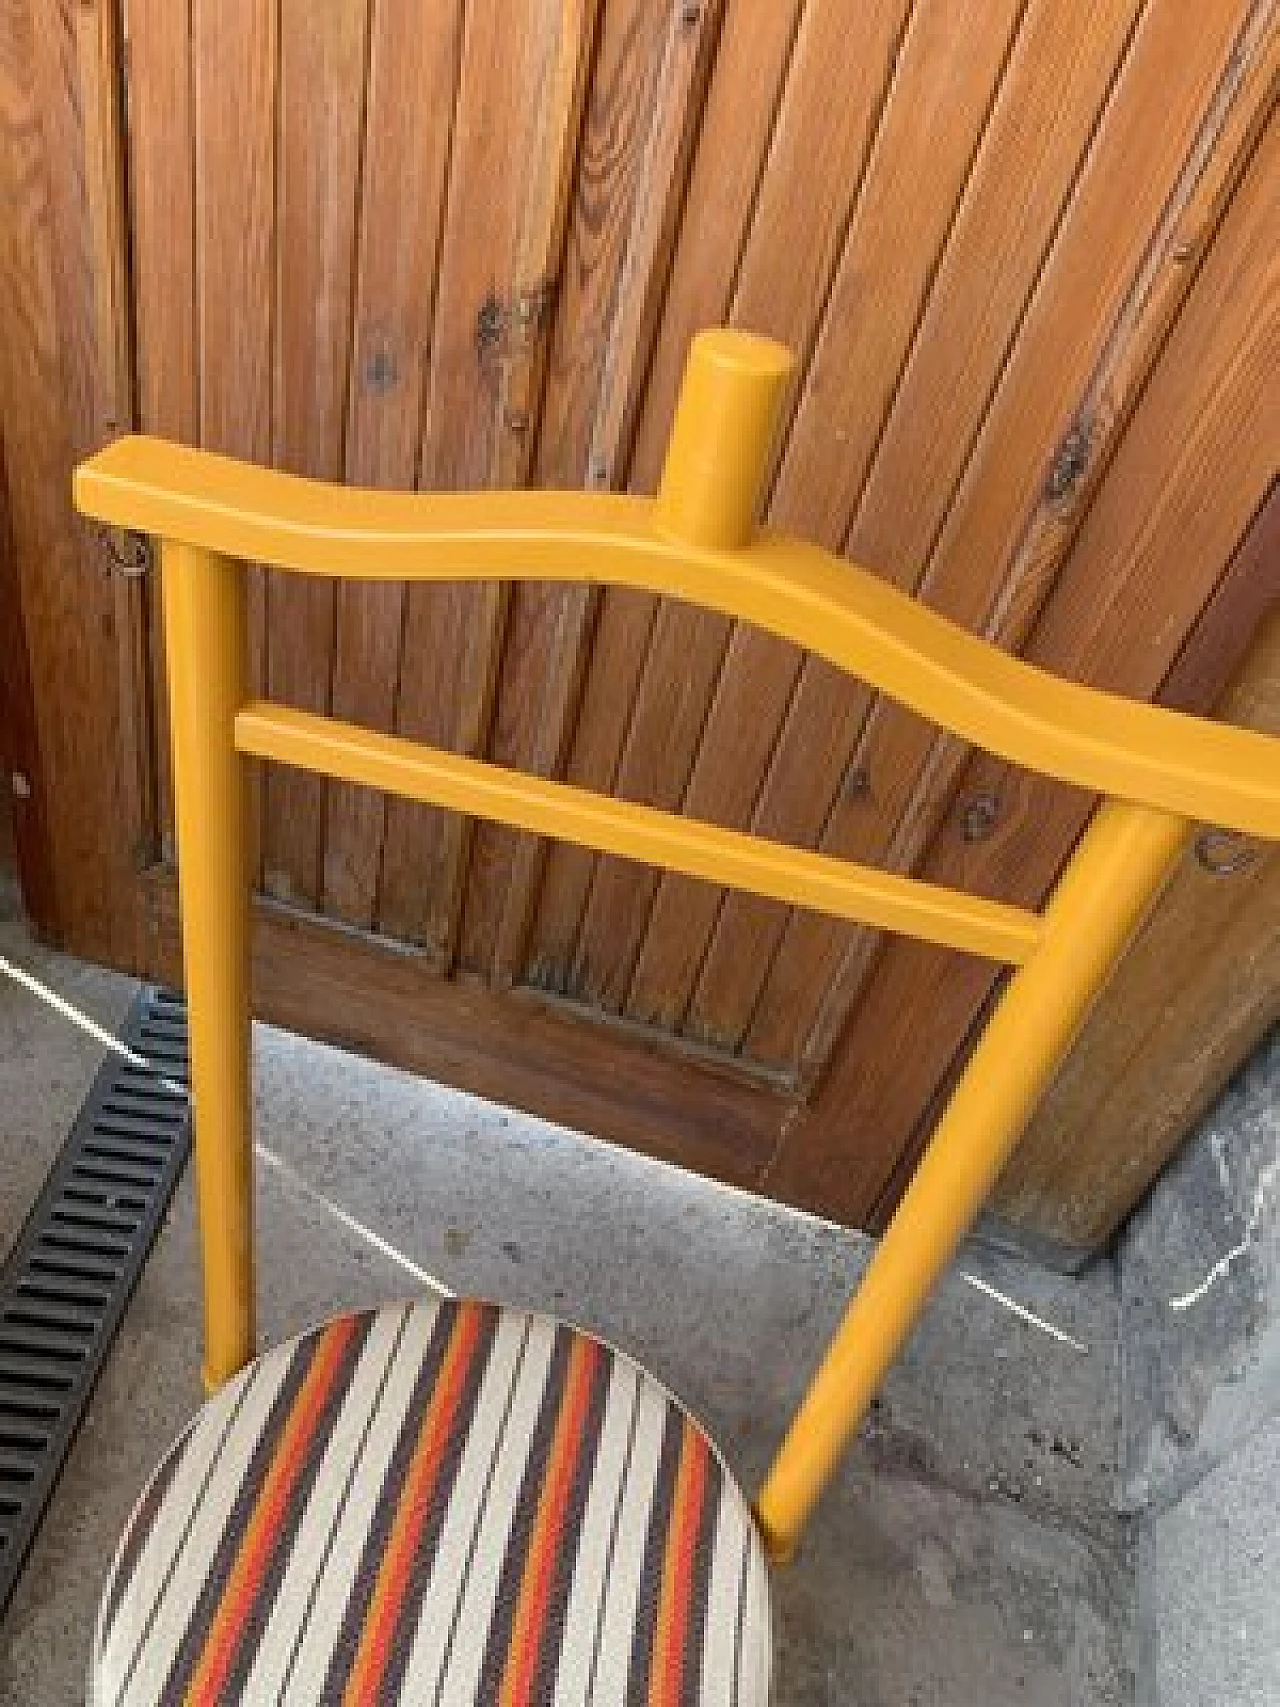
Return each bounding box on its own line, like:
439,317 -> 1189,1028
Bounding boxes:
74,330 -> 1280,1558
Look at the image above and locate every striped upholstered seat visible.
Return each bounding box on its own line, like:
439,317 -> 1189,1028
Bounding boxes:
91,1300 -> 771,1704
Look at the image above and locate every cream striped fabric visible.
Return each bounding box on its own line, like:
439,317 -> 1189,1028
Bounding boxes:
91,1301 -> 772,1705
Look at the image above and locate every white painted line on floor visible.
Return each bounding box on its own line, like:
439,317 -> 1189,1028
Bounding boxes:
1,952 -> 187,1098
960,1272 -> 1089,1354
2,951 -> 1091,1352
253,1141 -> 453,1298
1,951 -> 451,1297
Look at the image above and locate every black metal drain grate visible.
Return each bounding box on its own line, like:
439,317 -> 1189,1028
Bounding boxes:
0,985 -> 189,1613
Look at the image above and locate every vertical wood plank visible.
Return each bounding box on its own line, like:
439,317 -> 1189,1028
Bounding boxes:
534,2 -> 685,491
525,0 -> 804,992
76,0 -> 132,443
747,0 -> 1271,1076
0,425 -> 58,935
192,0 -> 277,881
28,2 -> 98,465
377,0 -> 597,954
77,0 -> 154,872
686,0 -> 1231,1064
322,0 -> 464,929
261,0 -> 371,910
121,0 -> 197,864
994,526 -> 1280,1253
567,0 -> 912,1012
453,0 -> 675,980
457,0 -> 724,981
0,0 -> 136,960
626,0 -> 1025,1033
768,120 -> 1279,1226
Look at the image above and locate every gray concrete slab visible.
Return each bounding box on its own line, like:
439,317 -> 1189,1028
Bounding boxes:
1115,1030 -> 1280,1705
0,916 -> 136,1261
252,1019 -> 1127,1548
1142,1411 -> 1280,1707
1118,1031 -> 1280,1518
0,918 -> 1134,1704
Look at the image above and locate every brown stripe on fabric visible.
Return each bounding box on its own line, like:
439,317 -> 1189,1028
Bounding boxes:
428,1314 -> 536,1704
99,1417 -> 195,1638
163,1317 -> 371,1705
375,1304 -> 503,1703
216,1311 -> 377,1700
529,1340 -> 614,1702
624,1404 -> 686,1705
474,1322 -> 575,1701
680,1449 -> 723,1707
338,1305 -> 497,1703
274,1304 -> 416,1700
648,1428 -> 710,1704
319,1302 -> 485,1702
493,1335 -> 606,1703
186,1317 -> 373,1706
112,1363 -> 264,1700
585,1368 -> 644,1703
155,1329 -> 325,1702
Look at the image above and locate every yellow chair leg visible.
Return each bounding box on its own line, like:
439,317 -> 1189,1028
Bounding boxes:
754,799 -> 1190,1561
162,540 -> 255,1391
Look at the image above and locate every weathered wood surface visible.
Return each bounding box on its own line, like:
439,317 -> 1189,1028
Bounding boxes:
2,0 -> 1274,1243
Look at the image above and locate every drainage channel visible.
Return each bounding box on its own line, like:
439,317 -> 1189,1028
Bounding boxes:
0,985 -> 189,1613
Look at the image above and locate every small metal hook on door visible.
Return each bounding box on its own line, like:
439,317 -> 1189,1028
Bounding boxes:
103,526 -> 152,577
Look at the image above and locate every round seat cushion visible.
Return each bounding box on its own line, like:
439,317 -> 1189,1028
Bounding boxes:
91,1300 -> 772,1704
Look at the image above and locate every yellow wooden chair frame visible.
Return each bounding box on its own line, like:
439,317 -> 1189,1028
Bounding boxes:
75,330 -> 1280,1565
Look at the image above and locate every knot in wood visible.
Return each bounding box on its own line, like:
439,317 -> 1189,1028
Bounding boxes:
1044,416 -> 1093,503
960,792 -> 1000,842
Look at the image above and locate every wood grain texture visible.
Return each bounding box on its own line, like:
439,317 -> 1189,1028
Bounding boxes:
378,0 -> 597,956
767,117 -> 1280,1228
121,0 -> 197,862
567,0 -> 912,1014
0,424 -> 57,935
627,0 -> 1025,1035
0,0 -> 135,960
77,0 -> 154,872
456,0 -> 717,982
525,0 -> 804,995
993,522 -> 1280,1253
9,0 -> 1275,1250
686,0 -> 1150,1064
140,871 -> 791,1190
744,0 -> 1259,1076
1155,484 -> 1280,723
193,0 -> 277,879
322,0 -> 464,929
262,0 -> 371,911
29,1 -> 97,466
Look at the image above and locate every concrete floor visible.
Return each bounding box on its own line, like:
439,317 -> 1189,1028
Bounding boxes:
0,895 -> 1135,1704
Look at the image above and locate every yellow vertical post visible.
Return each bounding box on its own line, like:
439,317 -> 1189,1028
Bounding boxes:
161,540 -> 255,1390
655,328 -> 794,549
754,799 -> 1192,1561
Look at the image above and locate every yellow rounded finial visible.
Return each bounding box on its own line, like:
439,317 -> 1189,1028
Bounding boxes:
655,328 -> 795,550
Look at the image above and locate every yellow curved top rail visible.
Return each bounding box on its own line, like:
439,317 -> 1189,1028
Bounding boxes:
74,431 -> 1280,839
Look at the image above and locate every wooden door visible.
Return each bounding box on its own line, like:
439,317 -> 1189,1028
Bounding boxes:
0,0 -> 1275,1243
0,425 -> 57,935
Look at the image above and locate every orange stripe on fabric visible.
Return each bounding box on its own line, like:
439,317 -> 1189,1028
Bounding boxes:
499,1336 -> 601,1707
649,1427 -> 709,1707
341,1304 -> 484,1707
185,1317 -> 359,1707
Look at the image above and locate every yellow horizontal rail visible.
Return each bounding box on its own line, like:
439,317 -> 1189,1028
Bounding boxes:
234,701 -> 1043,966
76,434 -> 1280,840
